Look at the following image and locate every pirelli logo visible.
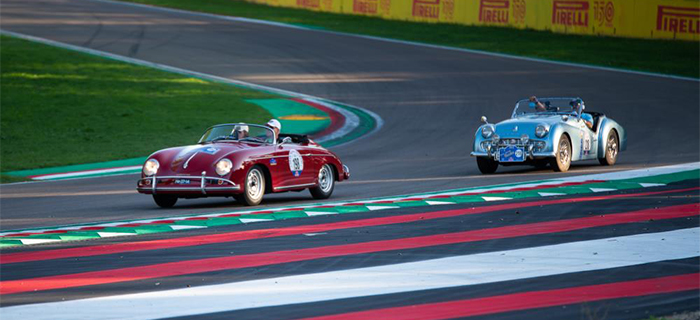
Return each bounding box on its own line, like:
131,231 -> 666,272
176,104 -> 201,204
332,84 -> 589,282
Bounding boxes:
479,0 -> 509,24
354,0 -> 378,14
413,0 -> 440,19
297,0 -> 320,8
657,6 -> 700,34
552,0 -> 589,27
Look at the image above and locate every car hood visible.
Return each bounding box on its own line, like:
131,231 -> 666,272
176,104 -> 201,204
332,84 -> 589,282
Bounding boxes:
156,143 -> 249,174
493,115 -> 564,138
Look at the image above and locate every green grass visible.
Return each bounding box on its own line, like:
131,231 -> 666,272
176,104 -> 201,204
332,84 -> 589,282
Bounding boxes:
0,35 -> 273,175
118,0 -> 699,78
0,174 -> 31,184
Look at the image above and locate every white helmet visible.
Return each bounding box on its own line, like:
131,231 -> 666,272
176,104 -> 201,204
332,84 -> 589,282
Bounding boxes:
266,119 -> 281,131
236,123 -> 249,132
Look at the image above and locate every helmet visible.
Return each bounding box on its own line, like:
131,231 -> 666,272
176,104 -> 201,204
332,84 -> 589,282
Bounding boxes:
236,123 -> 249,132
266,119 -> 281,131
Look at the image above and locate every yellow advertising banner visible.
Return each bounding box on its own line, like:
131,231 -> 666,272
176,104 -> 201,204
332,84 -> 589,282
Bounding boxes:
248,0 -> 699,41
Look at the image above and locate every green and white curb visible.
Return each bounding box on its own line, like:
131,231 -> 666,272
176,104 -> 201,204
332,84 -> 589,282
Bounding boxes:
1,162 -> 697,248
0,30 -> 382,182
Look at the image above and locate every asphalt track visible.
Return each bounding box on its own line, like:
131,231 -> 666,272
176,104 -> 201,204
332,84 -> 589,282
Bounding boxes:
1,0 -> 699,319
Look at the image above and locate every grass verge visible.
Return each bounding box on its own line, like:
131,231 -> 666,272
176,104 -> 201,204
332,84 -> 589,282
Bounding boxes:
118,0 -> 698,78
0,35 -> 274,180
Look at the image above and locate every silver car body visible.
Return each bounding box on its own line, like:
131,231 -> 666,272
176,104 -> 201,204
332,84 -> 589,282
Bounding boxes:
471,97 -> 626,164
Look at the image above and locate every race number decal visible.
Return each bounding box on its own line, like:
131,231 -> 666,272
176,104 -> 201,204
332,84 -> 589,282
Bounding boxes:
583,131 -> 592,153
288,149 -> 304,177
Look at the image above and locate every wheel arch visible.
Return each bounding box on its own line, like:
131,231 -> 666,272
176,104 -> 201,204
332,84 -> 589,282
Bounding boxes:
251,163 -> 273,194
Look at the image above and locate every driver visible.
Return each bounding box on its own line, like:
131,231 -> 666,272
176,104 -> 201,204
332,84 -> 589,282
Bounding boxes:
266,119 -> 282,143
529,96 -> 547,112
233,124 -> 249,140
571,99 -> 594,130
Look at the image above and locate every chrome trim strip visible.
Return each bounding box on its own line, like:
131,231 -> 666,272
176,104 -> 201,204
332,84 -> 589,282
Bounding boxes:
274,183 -> 316,191
183,152 -> 197,169
201,171 -> 206,195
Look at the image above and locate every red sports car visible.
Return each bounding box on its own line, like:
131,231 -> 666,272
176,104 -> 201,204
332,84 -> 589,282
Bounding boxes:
137,123 -> 350,207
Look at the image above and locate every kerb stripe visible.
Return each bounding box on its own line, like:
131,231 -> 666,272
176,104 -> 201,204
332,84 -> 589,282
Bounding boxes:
3,187 -> 695,265
298,273 -> 700,320
1,203 -> 696,294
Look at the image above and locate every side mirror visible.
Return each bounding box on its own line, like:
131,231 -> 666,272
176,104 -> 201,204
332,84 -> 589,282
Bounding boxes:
281,137 -> 292,144
480,116 -> 488,124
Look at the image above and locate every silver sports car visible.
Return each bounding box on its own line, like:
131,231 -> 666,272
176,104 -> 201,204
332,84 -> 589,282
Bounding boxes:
471,97 -> 626,173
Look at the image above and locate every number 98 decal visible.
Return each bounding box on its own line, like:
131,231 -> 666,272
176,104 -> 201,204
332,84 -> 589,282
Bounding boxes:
288,149 -> 304,177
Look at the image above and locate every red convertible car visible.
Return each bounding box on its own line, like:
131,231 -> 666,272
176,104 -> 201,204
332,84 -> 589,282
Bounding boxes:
137,123 -> 350,207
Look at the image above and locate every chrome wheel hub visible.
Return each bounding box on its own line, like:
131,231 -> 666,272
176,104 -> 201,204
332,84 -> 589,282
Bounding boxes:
247,169 -> 263,200
318,165 -> 332,193
559,141 -> 570,165
608,136 -> 618,159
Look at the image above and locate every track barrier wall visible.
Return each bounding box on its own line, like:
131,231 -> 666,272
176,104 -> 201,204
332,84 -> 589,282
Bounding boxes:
248,0 -> 699,41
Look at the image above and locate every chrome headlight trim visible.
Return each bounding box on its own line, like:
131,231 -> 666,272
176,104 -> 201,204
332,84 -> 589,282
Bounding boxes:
215,158 -> 233,176
535,125 -> 548,138
143,159 -> 160,176
481,125 -> 495,139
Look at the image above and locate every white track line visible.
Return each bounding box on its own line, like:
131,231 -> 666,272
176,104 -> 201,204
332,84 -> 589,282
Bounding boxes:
3,228 -> 697,320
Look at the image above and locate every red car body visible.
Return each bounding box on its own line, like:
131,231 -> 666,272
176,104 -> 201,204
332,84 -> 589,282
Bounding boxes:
137,123 -> 349,207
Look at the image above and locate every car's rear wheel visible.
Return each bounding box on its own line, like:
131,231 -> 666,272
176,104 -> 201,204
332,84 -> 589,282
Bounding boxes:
551,135 -> 572,172
476,156 -> 498,174
239,166 -> 265,206
153,194 -> 178,208
310,164 -> 335,199
599,130 -> 619,166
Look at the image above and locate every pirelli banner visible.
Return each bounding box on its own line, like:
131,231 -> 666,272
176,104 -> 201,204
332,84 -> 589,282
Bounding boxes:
253,0 -> 699,41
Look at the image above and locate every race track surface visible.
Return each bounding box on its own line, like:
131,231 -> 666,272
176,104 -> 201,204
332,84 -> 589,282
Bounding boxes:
1,0 -> 699,319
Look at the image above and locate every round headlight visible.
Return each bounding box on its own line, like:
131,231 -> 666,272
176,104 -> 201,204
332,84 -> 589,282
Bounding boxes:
520,134 -> 529,144
535,125 -> 548,138
215,158 -> 233,176
482,125 -> 494,139
143,159 -> 159,176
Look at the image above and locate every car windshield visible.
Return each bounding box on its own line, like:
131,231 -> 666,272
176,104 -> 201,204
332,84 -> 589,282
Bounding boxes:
198,123 -> 275,144
513,97 -> 582,117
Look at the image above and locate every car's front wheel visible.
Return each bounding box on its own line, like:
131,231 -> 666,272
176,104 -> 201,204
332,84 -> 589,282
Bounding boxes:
310,164 -> 335,199
239,166 -> 265,206
153,194 -> 178,208
551,135 -> 572,172
599,130 -> 619,166
476,157 -> 498,174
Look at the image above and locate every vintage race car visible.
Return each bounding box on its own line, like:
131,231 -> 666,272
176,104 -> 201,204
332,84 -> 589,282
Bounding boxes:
137,123 -> 350,207
471,97 -> 626,174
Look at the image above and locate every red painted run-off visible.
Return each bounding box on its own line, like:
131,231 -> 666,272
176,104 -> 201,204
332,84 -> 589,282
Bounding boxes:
297,273 -> 700,320
1,203 -> 697,295
292,98 -> 345,139
2,188 -> 695,265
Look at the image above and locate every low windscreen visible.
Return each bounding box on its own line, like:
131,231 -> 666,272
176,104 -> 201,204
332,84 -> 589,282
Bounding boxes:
198,124 -> 275,144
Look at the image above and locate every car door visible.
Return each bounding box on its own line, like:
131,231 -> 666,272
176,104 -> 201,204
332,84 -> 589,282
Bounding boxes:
577,118 -> 597,160
275,144 -> 316,189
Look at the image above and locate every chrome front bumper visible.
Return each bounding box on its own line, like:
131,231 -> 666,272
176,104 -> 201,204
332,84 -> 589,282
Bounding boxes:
137,173 -> 240,195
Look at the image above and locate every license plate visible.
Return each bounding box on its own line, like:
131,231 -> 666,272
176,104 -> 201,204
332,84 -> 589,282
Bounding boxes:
174,179 -> 191,185
498,146 -> 525,162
